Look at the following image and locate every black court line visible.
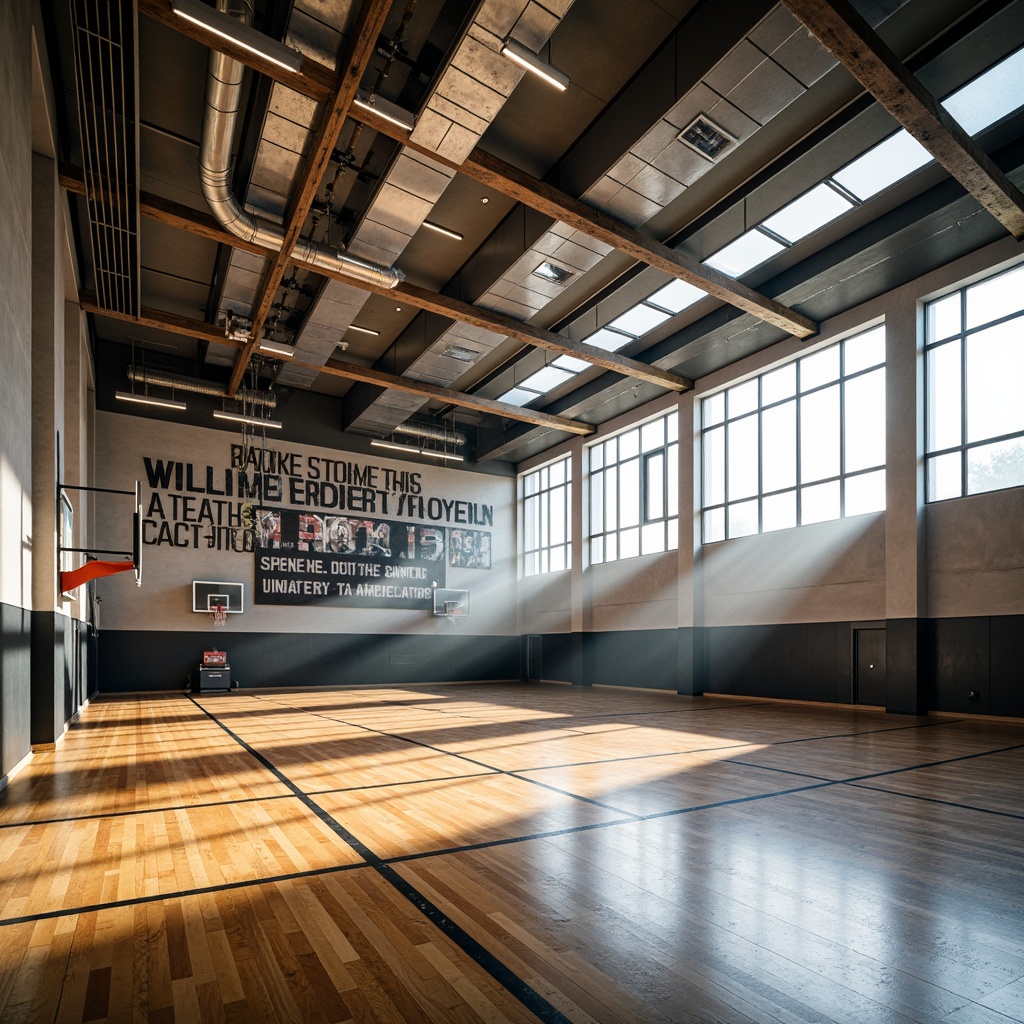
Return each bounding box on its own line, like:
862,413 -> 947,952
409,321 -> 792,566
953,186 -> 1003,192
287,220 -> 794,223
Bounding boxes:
4,719 -> 1022,936
0,770 -> 502,832
185,696 -> 575,1024
0,791 -> 298,831
247,693 -> 645,819
845,782 -> 1024,821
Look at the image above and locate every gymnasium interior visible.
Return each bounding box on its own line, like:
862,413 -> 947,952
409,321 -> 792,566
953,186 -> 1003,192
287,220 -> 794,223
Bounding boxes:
2,0 -> 1023,1019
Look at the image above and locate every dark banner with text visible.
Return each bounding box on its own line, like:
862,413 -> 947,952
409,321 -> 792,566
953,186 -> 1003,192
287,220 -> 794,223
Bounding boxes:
254,509 -> 445,607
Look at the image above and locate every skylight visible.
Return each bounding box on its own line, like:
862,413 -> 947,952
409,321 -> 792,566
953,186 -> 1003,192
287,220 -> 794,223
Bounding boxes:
553,354 -> 592,372
704,230 -> 785,278
522,365 -> 577,392
942,46 -> 1024,136
761,182 -> 855,243
499,386 -> 543,406
647,279 -> 706,313
831,129 -> 932,201
585,327 -> 632,352
609,304 -> 672,337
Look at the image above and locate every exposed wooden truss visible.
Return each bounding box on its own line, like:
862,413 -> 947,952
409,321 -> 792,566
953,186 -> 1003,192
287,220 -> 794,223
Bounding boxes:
77,291 -> 596,436
782,0 -> 1024,240
137,2 -> 819,341
60,165 -> 693,393
226,0 -> 394,396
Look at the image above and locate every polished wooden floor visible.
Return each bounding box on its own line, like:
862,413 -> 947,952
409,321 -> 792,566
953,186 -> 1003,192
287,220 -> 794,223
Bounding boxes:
1,684 -> 1023,1023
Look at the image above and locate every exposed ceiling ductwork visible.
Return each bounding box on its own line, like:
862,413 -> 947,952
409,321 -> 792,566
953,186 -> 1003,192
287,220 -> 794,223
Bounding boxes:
127,365 -> 277,407
199,0 -> 404,293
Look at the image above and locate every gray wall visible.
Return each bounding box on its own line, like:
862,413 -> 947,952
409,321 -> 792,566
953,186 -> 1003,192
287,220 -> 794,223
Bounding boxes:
515,236 -> 1024,713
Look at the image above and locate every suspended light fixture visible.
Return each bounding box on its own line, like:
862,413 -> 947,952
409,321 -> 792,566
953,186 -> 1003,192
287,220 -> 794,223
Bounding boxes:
118,338 -> 188,411
353,89 -> 416,131
170,0 -> 303,72
115,391 -> 187,411
370,439 -> 464,462
500,37 -> 570,91
257,339 -> 295,359
167,0 -> 301,72
213,410 -> 283,429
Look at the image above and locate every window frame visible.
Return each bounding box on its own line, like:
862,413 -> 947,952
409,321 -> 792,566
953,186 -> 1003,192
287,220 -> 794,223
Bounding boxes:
588,411 -> 679,564
521,455 -> 572,576
924,264 -> 1024,502
701,327 -> 887,542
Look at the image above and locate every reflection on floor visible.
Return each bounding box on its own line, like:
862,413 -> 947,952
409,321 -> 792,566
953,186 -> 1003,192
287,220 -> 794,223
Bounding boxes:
2,684 -> 1023,1023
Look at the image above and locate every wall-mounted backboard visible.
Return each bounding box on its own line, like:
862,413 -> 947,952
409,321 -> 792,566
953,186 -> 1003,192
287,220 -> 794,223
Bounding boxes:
192,580 -> 245,613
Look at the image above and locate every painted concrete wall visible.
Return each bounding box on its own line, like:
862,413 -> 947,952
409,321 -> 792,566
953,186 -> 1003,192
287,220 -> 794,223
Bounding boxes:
0,0 -> 34,616
702,514 -> 886,626
94,413 -> 517,636
927,488 -> 1024,617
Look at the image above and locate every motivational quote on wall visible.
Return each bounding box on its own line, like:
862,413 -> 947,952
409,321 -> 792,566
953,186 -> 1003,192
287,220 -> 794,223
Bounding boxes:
140,444 -> 494,608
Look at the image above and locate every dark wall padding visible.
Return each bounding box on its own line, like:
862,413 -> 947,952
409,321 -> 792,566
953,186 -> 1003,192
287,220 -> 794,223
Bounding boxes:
1,602 -> 32,777
97,616 -> 1024,717
584,629 -> 681,690
705,622 -> 849,703
98,630 -> 522,692
927,616 -> 1024,717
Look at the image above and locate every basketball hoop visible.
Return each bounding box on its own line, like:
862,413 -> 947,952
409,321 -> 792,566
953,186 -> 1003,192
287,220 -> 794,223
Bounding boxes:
211,604 -> 228,628
444,600 -> 463,628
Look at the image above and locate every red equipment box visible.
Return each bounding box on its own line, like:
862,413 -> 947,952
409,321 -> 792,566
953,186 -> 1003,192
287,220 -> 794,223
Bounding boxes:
203,649 -> 227,666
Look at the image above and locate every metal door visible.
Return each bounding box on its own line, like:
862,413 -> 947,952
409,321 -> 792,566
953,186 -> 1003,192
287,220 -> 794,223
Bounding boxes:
855,628 -> 886,706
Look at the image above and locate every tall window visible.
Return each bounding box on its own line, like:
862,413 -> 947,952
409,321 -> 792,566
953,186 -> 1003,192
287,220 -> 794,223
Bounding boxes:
926,263 -> 1024,501
523,456 -> 571,576
589,412 -> 678,564
702,326 -> 886,542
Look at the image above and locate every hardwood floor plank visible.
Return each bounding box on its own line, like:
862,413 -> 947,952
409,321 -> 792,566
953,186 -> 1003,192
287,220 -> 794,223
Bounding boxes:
2,685 -> 1022,1023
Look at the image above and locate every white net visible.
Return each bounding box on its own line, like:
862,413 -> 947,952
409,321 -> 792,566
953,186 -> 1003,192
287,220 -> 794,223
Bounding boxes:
444,600 -> 463,627
211,605 -> 228,628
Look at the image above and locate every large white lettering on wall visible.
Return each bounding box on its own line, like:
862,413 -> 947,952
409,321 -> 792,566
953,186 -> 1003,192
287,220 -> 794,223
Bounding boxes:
139,443 -> 493,608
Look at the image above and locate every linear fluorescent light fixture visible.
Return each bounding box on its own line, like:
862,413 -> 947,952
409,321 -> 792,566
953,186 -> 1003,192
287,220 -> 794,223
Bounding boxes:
422,220 -> 464,241
170,0 -> 303,72
353,89 -> 416,131
371,439 -> 464,462
257,339 -> 295,359
500,37 -> 570,91
347,324 -> 380,336
213,410 -> 283,429
115,391 -> 187,411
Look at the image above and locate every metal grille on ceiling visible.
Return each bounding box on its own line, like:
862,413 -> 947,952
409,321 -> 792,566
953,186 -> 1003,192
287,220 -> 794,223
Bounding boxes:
70,0 -> 140,318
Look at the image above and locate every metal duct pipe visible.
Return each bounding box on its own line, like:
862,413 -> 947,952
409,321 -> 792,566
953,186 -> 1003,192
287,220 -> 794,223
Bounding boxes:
127,366 -> 277,407
199,0 -> 404,290
393,422 -> 466,445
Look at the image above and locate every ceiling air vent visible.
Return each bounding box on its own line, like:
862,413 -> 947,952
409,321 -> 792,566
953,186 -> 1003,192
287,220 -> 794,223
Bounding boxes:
677,116 -> 736,161
532,261 -> 574,285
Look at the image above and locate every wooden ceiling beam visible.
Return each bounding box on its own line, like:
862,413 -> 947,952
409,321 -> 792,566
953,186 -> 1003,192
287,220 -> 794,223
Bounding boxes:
347,110 -> 817,340
62,163 -> 692,392
226,0 -> 394,397
782,0 -> 1024,240
137,5 -> 817,338
136,0 -> 336,103
78,291 -> 593,436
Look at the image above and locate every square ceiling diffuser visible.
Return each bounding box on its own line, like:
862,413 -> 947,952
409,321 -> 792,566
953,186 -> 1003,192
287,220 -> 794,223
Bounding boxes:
678,115 -> 736,160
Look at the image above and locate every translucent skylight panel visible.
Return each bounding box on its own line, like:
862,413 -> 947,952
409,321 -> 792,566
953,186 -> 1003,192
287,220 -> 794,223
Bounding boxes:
585,327 -> 632,352
704,230 -> 785,278
831,130 -> 931,201
761,183 -> 854,244
499,387 -> 541,406
608,304 -> 672,337
521,365 -> 576,393
942,46 -> 1024,136
647,279 -> 706,313
553,354 -> 592,372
